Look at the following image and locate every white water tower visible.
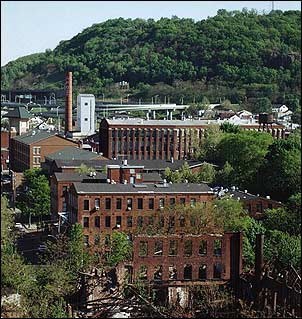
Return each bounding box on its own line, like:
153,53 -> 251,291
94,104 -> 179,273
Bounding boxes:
77,94 -> 95,135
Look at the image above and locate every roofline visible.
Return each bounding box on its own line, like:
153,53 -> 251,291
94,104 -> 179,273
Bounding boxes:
76,190 -> 214,195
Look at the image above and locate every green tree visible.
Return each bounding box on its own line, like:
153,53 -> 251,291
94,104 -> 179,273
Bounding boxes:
220,122 -> 241,134
16,168 -> 50,226
215,161 -> 234,187
106,231 -> 132,267
75,163 -> 95,174
197,164 -> 216,184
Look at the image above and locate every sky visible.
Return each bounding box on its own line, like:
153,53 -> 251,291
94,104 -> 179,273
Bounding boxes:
1,1 -> 301,66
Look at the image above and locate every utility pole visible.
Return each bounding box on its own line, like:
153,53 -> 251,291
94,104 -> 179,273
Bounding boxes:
271,1 -> 274,11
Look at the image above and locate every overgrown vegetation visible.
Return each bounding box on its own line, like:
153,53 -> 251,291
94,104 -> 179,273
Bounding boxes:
2,10 -> 300,116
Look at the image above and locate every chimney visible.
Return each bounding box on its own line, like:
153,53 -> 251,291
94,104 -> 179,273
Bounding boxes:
65,71 -> 73,134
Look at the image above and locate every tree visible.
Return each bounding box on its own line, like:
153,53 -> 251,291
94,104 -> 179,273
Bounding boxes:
251,97 -> 272,113
257,130 -> 301,200
75,163 -> 95,174
215,161 -> 234,187
16,169 -> 50,226
197,163 -> 216,184
220,122 -> 241,134
106,231 -> 132,267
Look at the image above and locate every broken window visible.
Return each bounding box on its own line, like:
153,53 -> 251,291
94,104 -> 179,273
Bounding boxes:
184,265 -> 192,280
199,264 -> 207,280
105,235 -> 110,245
105,198 -> 111,210
94,216 -> 100,228
214,239 -> 222,256
94,234 -> 100,245
149,198 -> 154,209
169,198 -> 176,206
153,265 -> 163,281
190,215 -> 196,227
180,198 -> 186,205
159,215 -> 164,227
83,217 -> 89,228
83,235 -> 89,246
94,198 -> 100,209
137,216 -> 143,227
154,241 -> 163,256
116,216 -> 122,228
139,241 -> 148,257
105,216 -> 111,228
137,198 -> 143,209
148,216 -> 154,225
184,240 -> 192,256
190,198 -> 197,207
179,216 -> 186,227
213,263 -> 222,279
138,265 -> 148,280
127,216 -> 133,227
169,265 -> 177,280
159,198 -> 165,209
127,198 -> 133,210
199,240 -> 207,255
169,240 -> 178,256
168,216 -> 175,228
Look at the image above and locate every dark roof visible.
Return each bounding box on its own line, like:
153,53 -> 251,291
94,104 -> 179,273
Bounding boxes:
12,130 -> 55,145
47,146 -> 102,161
54,172 -> 106,182
50,159 -> 206,171
221,189 -> 282,203
73,182 -> 212,194
5,106 -> 31,119
142,172 -> 163,182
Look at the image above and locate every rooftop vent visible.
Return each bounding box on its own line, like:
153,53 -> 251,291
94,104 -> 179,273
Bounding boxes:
133,184 -> 147,188
155,183 -> 169,188
244,190 -> 248,193
123,159 -> 128,166
266,195 -> 270,199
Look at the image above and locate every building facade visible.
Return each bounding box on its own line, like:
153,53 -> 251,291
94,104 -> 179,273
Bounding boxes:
99,118 -> 287,160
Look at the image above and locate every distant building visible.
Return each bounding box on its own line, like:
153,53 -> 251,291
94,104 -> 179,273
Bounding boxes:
9,130 -> 77,172
77,94 -> 96,136
4,106 -> 31,136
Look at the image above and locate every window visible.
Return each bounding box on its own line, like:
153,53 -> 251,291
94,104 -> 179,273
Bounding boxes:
94,234 -> 100,245
190,198 -> 197,207
268,203 -> 273,209
213,263 -> 222,279
84,102 -> 88,106
130,168 -> 135,174
137,198 -> 143,210
179,216 -> 186,227
199,265 -> 207,280
169,198 -> 176,206
95,198 -> 100,209
105,198 -> 111,210
169,266 -> 177,280
148,216 -> 154,225
154,241 -> 163,256
105,216 -> 111,228
138,265 -> 148,280
199,240 -> 207,255
62,186 -> 68,194
169,240 -> 178,256
139,241 -> 148,256
116,198 -> 122,210
168,216 -> 175,228
184,240 -> 192,256
137,216 -> 143,227
180,198 -> 186,205
105,235 -> 110,245
95,216 -> 100,228
83,235 -> 89,246
84,118 -> 88,121
149,198 -> 154,209
159,216 -> 164,227
159,198 -> 165,209
83,200 -> 89,211
256,202 -> 263,213
184,265 -> 192,280
62,200 -> 67,212
83,217 -> 89,228
214,239 -> 222,256
247,204 -> 252,213
127,216 -> 133,227
33,147 -> 40,155
153,265 -> 163,281
116,216 -> 122,227
127,198 -> 132,210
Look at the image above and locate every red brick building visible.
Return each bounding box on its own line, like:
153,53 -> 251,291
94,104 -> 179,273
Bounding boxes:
1,131 -> 10,171
99,118 -> 286,160
9,130 -> 77,172
132,232 -> 242,283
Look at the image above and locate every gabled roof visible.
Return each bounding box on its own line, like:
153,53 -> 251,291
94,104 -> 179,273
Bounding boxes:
12,130 -> 56,145
5,106 -> 31,119
46,146 -> 103,161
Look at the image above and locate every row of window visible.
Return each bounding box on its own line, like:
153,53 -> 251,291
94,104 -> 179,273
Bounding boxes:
83,214 -> 207,229
137,263 -> 222,281
138,239 -> 222,257
83,197 -> 202,211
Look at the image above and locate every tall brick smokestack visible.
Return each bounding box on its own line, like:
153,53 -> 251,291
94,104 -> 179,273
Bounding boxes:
65,71 -> 73,134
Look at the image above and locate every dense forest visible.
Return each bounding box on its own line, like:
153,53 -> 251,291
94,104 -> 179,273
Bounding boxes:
1,9 -> 301,111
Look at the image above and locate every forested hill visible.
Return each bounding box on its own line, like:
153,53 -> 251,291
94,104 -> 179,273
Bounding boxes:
1,9 -> 301,108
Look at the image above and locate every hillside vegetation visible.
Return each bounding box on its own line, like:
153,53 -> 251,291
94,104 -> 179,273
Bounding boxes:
1,9 -> 301,110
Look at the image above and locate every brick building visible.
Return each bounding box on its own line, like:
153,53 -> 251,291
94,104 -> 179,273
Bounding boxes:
132,232 -> 242,283
99,118 -> 286,160
1,131 -> 10,171
9,130 -> 77,172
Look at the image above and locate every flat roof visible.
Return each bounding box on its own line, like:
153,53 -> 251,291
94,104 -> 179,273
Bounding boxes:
73,182 -> 213,194
12,130 -> 55,145
46,146 -> 102,161
54,172 -> 106,182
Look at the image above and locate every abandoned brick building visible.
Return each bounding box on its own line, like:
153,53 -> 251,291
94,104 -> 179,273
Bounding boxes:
99,118 -> 287,160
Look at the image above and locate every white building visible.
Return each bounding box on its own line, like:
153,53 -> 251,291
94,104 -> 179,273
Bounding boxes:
77,94 -> 96,136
